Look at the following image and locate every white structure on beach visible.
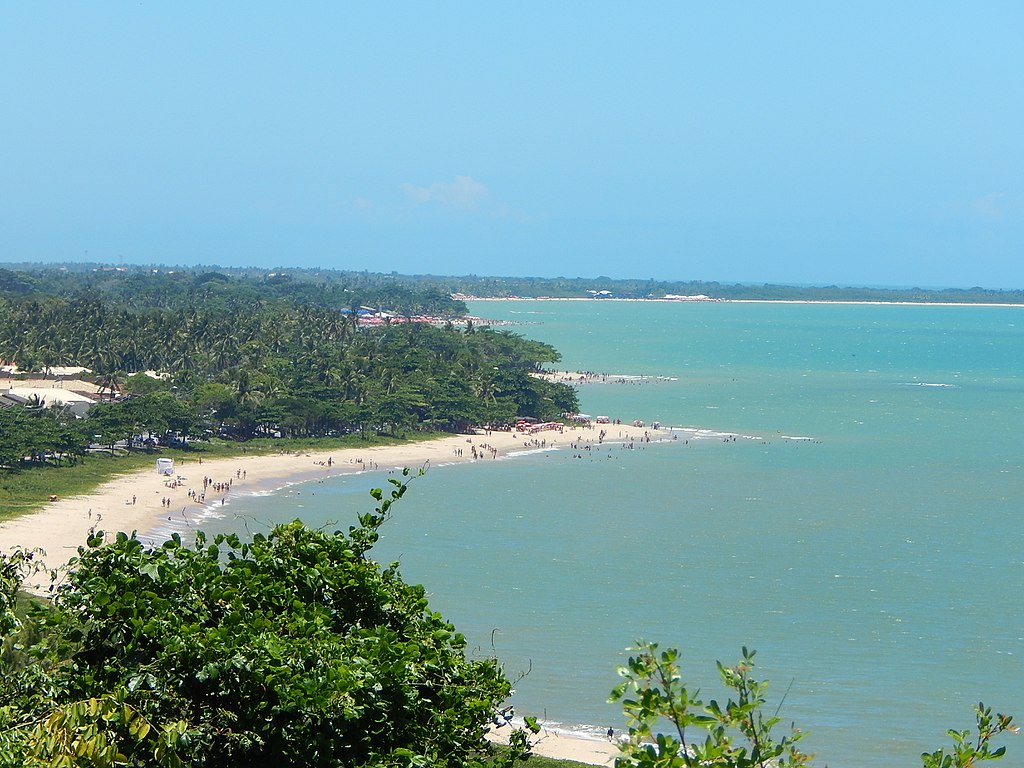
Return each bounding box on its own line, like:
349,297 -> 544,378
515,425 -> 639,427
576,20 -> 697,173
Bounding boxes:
0,386 -> 98,417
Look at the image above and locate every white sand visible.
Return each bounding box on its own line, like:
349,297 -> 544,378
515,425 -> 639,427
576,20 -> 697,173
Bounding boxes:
487,724 -> 621,765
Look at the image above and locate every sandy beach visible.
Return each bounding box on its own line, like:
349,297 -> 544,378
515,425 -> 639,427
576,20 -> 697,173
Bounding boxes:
486,722 -> 620,765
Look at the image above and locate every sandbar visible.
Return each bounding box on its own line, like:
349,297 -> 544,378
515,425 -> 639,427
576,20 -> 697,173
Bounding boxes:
463,296 -> 1024,307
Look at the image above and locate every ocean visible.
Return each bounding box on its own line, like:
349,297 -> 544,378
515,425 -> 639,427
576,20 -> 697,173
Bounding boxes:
191,300 -> 1024,767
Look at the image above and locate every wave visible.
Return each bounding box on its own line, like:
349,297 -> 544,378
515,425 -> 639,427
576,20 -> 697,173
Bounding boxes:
668,426 -> 818,443
505,446 -> 561,458
675,427 -> 754,440
502,716 -> 618,744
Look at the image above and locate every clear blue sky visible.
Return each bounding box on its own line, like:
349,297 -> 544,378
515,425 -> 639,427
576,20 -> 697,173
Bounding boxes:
3,3 -> 1022,288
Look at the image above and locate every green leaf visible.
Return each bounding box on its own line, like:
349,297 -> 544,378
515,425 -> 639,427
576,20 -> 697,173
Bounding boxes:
140,562 -> 161,582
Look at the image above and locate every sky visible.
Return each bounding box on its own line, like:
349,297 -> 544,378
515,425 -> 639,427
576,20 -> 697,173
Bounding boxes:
2,3 -> 1023,289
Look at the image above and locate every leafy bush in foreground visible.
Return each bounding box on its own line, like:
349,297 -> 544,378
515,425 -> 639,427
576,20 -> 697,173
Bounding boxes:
611,641 -> 1015,768
0,470 -> 533,767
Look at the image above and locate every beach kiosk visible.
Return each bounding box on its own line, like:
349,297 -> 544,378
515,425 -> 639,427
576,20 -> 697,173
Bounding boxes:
156,458 -> 175,476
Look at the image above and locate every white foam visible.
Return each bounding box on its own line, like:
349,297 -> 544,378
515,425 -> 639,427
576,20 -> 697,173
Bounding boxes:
500,716 -> 614,743
505,447 -> 561,458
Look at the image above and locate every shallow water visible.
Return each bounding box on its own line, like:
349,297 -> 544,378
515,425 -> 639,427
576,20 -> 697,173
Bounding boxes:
190,300 -> 1024,767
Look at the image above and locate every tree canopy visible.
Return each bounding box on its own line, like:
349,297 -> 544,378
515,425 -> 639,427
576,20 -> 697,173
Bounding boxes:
0,268 -> 578,465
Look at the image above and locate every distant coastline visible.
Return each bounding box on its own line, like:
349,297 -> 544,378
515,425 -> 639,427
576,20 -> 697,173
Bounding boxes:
7,262 -> 1023,309
464,295 -> 1024,307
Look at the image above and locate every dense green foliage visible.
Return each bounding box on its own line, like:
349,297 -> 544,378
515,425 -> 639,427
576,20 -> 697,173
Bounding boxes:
610,641 -> 1015,768
4,262 -> 1022,307
0,266 -> 465,316
0,318 -> 575,455
0,472 -> 536,767
0,267 -> 577,464
0,405 -> 87,469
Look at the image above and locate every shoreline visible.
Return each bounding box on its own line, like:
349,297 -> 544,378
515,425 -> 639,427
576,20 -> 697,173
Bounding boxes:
533,370 -> 677,386
1,421 -> 673,589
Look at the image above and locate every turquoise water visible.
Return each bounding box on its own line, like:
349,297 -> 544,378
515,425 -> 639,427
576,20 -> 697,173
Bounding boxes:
192,301 -> 1024,767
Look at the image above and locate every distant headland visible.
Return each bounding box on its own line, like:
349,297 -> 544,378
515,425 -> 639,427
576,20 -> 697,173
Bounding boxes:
3,262 -> 1023,306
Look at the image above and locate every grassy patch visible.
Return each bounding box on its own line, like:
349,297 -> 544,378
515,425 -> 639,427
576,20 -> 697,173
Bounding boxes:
0,452 -> 158,521
523,755 -> 594,768
181,431 -> 443,458
0,432 -> 449,520
485,747 -> 593,768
